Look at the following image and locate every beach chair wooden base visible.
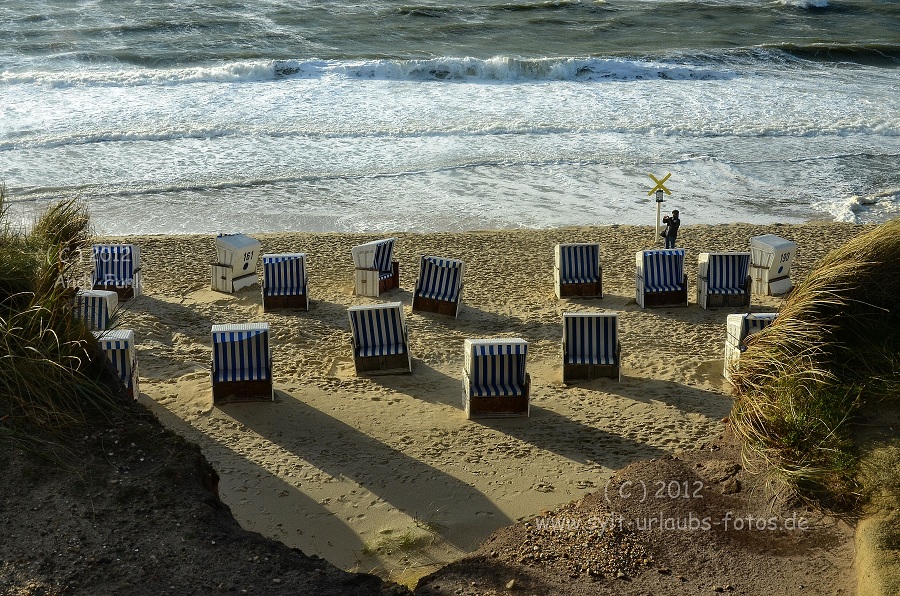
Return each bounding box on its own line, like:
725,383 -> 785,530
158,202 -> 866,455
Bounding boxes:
467,394 -> 530,419
557,270 -> 603,299
92,283 -> 136,301
466,376 -> 531,418
263,294 -> 309,311
563,361 -> 620,384
353,352 -> 411,375
643,287 -> 688,308
700,277 -> 751,309
558,281 -> 603,298
212,379 -> 274,405
378,261 -> 400,294
703,292 -> 751,309
412,294 -> 459,317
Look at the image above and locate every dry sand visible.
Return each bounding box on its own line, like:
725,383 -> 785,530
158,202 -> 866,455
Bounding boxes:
106,221 -> 871,585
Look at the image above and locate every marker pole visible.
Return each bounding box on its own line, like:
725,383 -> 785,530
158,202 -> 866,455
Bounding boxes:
655,189 -> 664,244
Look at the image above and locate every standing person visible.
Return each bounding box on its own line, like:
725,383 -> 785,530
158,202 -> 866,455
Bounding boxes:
662,209 -> 680,249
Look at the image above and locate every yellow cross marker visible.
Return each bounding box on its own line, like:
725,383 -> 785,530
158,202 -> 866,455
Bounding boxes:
648,172 -> 672,196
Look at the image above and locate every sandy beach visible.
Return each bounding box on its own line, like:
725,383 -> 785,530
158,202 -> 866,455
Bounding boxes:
108,221 -> 870,583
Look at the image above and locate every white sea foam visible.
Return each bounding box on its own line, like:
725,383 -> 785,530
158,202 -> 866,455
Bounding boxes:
2,51 -> 898,233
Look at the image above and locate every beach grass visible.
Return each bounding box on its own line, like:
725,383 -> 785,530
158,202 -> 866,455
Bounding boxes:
0,184 -> 119,436
730,218 -> 900,505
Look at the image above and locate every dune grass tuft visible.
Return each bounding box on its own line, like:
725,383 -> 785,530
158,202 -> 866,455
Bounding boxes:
0,184 -> 120,434
730,218 -> 900,505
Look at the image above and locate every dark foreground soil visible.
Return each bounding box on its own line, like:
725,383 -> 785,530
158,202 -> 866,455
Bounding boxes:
1,393 -> 856,596
415,432 -> 857,596
0,397 -> 406,596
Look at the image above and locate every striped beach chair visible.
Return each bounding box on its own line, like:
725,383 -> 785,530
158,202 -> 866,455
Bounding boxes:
351,238 -> 399,297
724,312 -> 778,382
210,323 -> 274,404
262,253 -> 308,311
91,244 -> 141,300
635,249 -> 688,308
348,302 -> 411,375
412,255 -> 465,317
93,329 -> 139,399
554,243 -> 602,299
697,252 -> 752,309
75,289 -> 118,331
463,338 -> 530,418
562,312 -> 621,383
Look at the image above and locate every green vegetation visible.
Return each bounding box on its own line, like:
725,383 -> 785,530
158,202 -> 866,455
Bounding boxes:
0,183 -> 119,435
730,218 -> 900,505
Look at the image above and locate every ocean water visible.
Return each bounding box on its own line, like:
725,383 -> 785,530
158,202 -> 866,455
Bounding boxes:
2,0 -> 899,235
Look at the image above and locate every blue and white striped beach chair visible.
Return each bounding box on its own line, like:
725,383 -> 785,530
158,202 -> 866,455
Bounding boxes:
412,255 -> 465,317
76,289 -> 118,331
562,312 -> 620,383
93,329 -> 139,399
463,338 -> 530,418
555,243 -> 602,299
348,302 -> 411,374
262,253 -> 308,311
697,252 -> 752,309
351,238 -> 399,297
635,249 -> 688,308
91,244 -> 141,300
211,323 -> 274,404
724,312 -> 778,382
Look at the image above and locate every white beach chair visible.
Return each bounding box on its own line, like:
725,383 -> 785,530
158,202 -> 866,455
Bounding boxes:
723,313 -> 778,382
412,255 -> 464,317
76,289 -> 118,331
697,252 -> 752,309
262,253 -> 308,311
462,338 -> 530,419
91,243 -> 141,300
348,302 -> 411,375
635,249 -> 688,308
351,238 -> 399,297
562,312 -> 621,383
94,329 -> 139,400
554,243 -> 602,299
210,233 -> 261,294
750,234 -> 797,296
210,323 -> 274,404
